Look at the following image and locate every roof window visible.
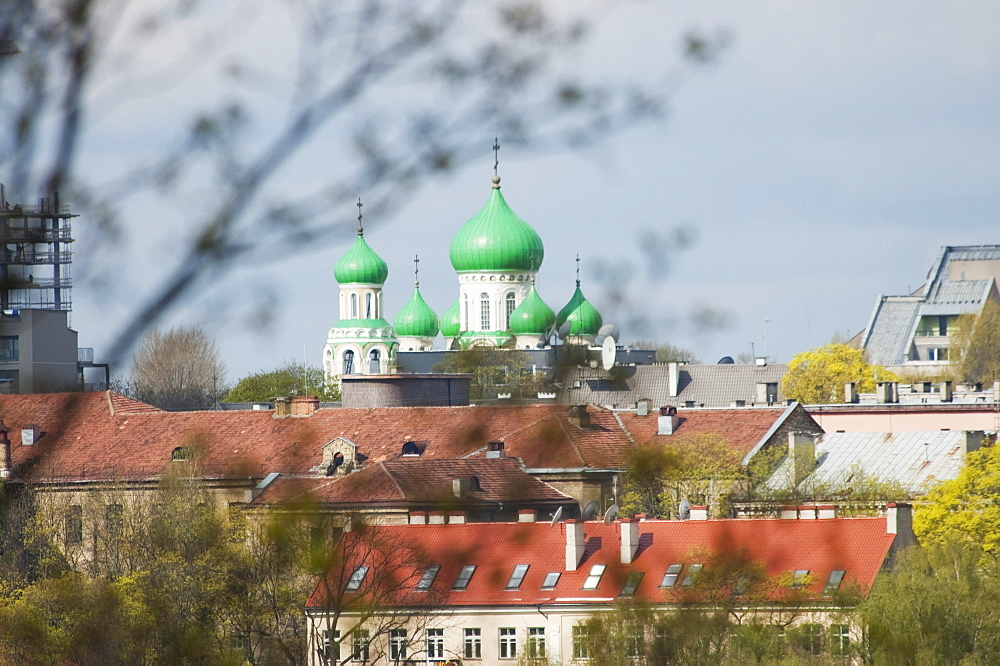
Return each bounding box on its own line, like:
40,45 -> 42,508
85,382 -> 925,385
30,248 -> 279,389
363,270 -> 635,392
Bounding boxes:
680,564 -> 703,587
620,571 -> 644,597
541,572 -> 561,590
171,446 -> 189,461
823,569 -> 846,594
791,570 -> 810,588
416,565 -> 440,591
505,564 -> 529,590
402,441 -> 421,456
453,565 -> 476,590
659,564 -> 683,588
582,564 -> 606,590
345,565 -> 369,591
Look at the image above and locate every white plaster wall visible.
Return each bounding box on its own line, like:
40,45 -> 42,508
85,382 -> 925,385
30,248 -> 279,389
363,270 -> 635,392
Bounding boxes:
457,271 -> 535,332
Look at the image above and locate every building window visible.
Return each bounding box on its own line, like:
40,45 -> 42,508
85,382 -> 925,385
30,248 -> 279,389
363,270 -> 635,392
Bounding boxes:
464,628 -> 482,659
505,292 -> 516,327
0,370 -> 18,393
660,564 -> 683,588
527,627 -> 546,658
480,292 -> 491,330
572,625 -> 590,660
625,627 -> 643,659
680,563 -> 703,587
796,623 -> 823,655
541,571 -> 561,589
824,569 -> 846,595
343,350 -> 355,375
426,628 -> 444,659
389,629 -> 407,660
351,628 -> 370,662
928,347 -> 949,361
65,505 -> 82,545
620,571 -> 644,596
791,570 -> 810,588
416,565 -> 440,590
463,294 -> 469,330
830,624 -> 850,656
582,564 -> 606,590
319,629 -> 340,664
345,565 -> 369,591
0,336 -> 18,362
369,349 -> 380,374
365,292 -> 372,318
505,564 -> 529,590
499,627 -> 517,659
351,293 -> 358,318
105,503 -> 123,531
453,564 -> 476,590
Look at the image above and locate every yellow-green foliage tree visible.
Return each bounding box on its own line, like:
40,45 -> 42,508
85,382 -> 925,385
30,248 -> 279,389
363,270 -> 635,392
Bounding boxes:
952,300 -> 1000,384
914,439 -> 1000,553
780,343 -> 897,405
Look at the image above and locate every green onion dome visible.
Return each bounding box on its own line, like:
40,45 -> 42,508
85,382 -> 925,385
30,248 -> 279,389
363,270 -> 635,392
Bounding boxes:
394,286 -> 440,337
440,299 -> 461,338
334,232 -> 389,284
565,297 -> 603,336
556,285 -> 586,329
449,178 -> 545,273
508,285 -> 556,335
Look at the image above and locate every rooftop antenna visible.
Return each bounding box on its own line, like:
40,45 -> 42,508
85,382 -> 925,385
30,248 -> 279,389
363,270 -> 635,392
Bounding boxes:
492,137 -> 501,189
413,254 -> 420,287
763,318 -> 772,361
356,197 -> 364,235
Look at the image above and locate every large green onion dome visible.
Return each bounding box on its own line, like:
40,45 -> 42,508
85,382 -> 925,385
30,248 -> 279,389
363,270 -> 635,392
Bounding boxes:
334,231 -> 389,284
556,285 -> 586,329
565,297 -> 603,336
508,285 -> 556,335
394,286 -> 440,337
440,299 -> 461,338
449,177 -> 545,273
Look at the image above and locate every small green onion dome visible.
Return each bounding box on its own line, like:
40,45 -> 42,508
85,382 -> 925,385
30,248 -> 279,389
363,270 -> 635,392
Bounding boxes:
449,179 -> 544,273
440,299 -> 461,338
565,297 -> 603,336
556,285 -> 586,329
334,233 -> 389,284
508,285 -> 556,335
394,286 -> 440,337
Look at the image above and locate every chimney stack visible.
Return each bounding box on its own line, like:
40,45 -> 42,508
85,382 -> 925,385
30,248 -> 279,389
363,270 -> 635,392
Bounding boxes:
290,395 -> 320,416
844,382 -> 858,404
619,519 -> 639,564
876,381 -> 898,404
964,431 -> 986,454
486,441 -> 506,459
941,381 -> 953,402
518,509 -> 537,522
689,505 -> 708,520
273,397 -> 291,418
668,362 -> 680,397
886,503 -> 916,543
568,404 -> 591,429
565,520 -> 585,571
658,406 -> 680,435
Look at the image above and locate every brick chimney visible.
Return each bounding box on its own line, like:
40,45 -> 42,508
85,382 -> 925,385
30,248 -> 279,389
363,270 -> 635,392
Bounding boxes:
565,520 -> 585,571
290,395 -> 320,416
619,519 -> 639,564
568,404 -> 590,429
273,397 -> 291,418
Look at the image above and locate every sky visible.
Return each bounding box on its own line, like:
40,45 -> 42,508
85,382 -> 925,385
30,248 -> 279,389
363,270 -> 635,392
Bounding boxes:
48,1 -> 1000,381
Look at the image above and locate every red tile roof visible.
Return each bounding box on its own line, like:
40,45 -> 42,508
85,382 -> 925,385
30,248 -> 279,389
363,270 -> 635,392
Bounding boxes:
256,457 -> 573,507
306,515 -> 898,609
0,393 -> 633,482
617,407 -> 791,455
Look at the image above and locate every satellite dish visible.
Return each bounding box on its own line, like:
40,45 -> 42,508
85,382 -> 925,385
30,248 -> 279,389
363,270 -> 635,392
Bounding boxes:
593,334 -> 606,347
550,506 -> 564,527
601,336 -> 617,372
603,504 -> 620,525
678,499 -> 691,520
597,323 -> 620,341
717,356 -> 735,365
558,320 -> 572,339
581,501 -> 600,521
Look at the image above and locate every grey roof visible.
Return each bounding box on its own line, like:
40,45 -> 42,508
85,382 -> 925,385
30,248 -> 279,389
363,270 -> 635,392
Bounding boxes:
766,430 -> 980,495
926,278 -> 993,305
861,297 -> 920,366
558,362 -> 788,409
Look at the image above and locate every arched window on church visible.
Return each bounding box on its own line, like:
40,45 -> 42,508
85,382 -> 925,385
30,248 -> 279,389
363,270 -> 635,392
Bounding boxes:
365,292 -> 372,318
369,348 -> 381,374
505,292 -> 516,328
343,350 -> 355,375
463,295 -> 469,329
351,293 -> 358,318
480,293 -> 490,330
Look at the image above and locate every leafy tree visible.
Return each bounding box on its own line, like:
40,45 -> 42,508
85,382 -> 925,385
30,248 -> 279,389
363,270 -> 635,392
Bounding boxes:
952,300 -> 1000,384
914,439 -> 1000,554
225,362 -> 340,402
780,343 -> 898,405
127,326 -> 226,410
433,347 -> 541,401
630,340 -> 700,364
857,539 -> 1000,665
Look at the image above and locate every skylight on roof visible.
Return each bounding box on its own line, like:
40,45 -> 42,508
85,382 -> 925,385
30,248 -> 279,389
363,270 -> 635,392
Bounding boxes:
659,564 -> 683,588
453,565 -> 476,590
346,565 -> 369,591
620,571 -> 644,597
541,572 -> 561,590
416,565 -> 440,591
680,564 -> 703,587
505,564 -> 529,590
582,565 -> 606,590
823,569 -> 846,595
792,570 -> 810,588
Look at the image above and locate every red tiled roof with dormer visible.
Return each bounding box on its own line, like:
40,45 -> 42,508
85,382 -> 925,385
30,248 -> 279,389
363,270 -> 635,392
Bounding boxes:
306,514 -> 899,610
